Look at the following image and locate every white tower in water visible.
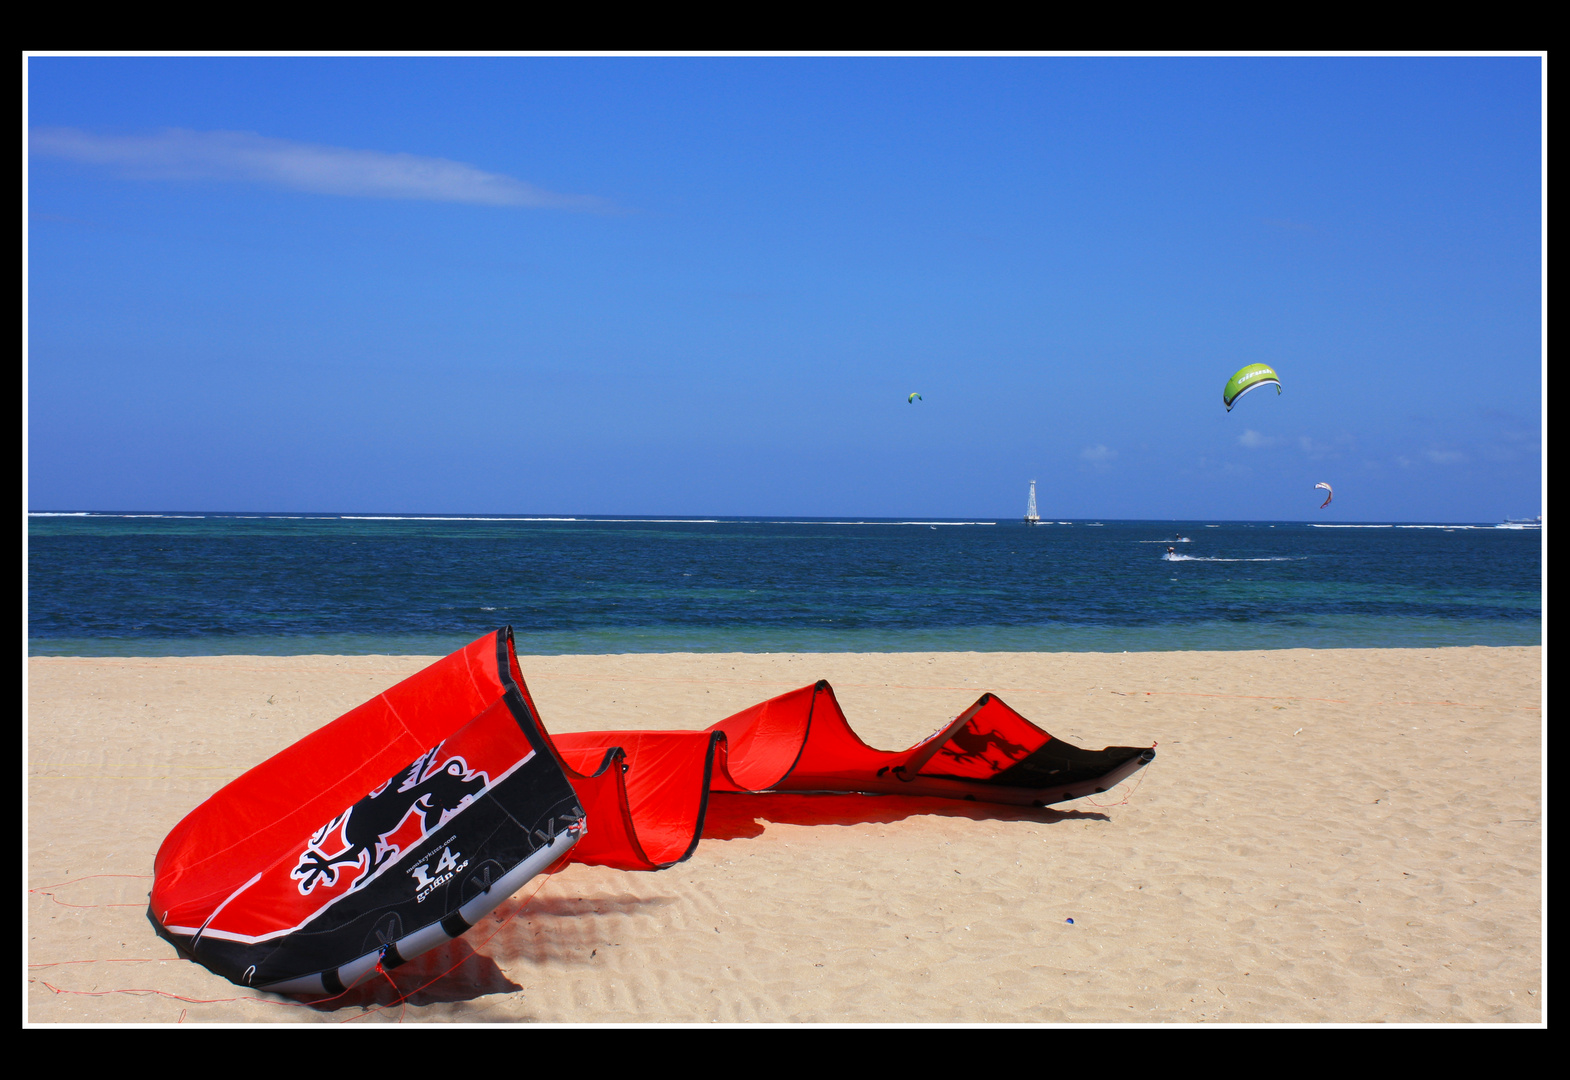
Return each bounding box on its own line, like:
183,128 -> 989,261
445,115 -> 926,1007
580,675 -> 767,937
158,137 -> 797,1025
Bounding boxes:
1024,480 -> 1040,525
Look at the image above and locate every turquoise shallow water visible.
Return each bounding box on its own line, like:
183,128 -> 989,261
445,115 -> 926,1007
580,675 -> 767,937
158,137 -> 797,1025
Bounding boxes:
27,514 -> 1542,656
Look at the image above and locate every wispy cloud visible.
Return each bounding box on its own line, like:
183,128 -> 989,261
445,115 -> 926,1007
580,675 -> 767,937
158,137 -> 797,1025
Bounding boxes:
1080,444 -> 1117,471
29,127 -> 610,210
1397,449 -> 1469,468
1238,429 -> 1284,449
1297,433 -> 1355,459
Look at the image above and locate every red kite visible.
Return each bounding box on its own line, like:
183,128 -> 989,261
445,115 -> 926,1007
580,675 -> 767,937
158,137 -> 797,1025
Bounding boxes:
150,628 -> 1154,994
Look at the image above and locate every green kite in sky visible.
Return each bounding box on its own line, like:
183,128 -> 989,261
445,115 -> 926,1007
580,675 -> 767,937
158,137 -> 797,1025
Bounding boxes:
1222,364 -> 1281,412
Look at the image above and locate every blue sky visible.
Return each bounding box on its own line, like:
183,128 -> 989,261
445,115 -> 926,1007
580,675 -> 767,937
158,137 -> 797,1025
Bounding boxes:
25,55 -> 1543,521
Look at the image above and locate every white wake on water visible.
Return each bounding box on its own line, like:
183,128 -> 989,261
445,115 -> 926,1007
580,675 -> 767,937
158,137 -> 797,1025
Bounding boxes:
1162,553 -> 1306,562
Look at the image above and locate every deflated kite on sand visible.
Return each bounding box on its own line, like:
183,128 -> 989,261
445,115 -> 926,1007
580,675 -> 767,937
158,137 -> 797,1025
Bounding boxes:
149,628 -> 1154,995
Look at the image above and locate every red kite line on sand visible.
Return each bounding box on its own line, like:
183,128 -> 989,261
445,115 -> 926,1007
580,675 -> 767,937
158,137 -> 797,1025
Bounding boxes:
150,628 -> 1154,995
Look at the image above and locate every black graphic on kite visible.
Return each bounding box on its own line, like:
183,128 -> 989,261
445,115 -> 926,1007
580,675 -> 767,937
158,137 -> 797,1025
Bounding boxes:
291,748 -> 487,894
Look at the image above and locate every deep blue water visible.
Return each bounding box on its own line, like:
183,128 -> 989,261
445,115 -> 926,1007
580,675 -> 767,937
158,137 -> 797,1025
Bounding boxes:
27,513 -> 1542,656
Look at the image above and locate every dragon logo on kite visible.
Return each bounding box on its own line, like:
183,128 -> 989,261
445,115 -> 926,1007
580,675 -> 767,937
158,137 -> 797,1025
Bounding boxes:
291,745 -> 488,896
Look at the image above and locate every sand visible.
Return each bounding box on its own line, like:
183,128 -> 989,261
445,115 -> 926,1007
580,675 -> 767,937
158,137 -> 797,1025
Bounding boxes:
26,646 -> 1543,1025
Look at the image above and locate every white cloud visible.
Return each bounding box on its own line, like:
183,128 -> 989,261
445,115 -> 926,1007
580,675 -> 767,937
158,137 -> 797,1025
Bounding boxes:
1080,444 -> 1117,464
30,127 -> 608,210
1238,429 -> 1284,449
1297,433 -> 1355,459
1425,449 -> 1467,465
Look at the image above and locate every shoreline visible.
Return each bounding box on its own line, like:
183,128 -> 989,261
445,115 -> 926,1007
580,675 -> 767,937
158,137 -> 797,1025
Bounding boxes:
27,621 -> 1546,659
27,646 -> 1543,1023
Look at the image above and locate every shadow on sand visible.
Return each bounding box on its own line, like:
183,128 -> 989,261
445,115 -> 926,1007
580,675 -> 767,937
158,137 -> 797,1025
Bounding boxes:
298,790 -> 1107,1013
699,789 -> 1109,840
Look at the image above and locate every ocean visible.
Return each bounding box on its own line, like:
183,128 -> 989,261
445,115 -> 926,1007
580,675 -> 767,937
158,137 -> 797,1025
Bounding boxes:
27,513 -> 1542,657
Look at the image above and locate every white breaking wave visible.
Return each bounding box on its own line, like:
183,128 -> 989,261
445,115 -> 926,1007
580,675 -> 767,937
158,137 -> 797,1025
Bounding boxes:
31,513 -> 208,518
1311,523 -> 1509,531
1163,553 -> 1305,562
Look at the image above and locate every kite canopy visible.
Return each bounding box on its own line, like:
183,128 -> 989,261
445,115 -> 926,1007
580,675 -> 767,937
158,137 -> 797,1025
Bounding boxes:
1316,481 -> 1333,509
908,392 -> 922,403
149,631 -> 583,995
1223,363 -> 1282,411
151,628 -> 1154,994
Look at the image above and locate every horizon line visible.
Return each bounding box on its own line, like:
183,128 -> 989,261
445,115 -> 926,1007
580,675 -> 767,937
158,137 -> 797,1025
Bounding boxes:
26,510 -> 1535,527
